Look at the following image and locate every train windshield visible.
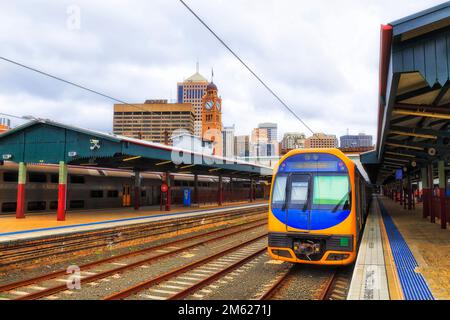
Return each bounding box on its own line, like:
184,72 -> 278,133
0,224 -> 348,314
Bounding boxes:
271,173 -> 288,207
271,173 -> 350,211
312,175 -> 350,211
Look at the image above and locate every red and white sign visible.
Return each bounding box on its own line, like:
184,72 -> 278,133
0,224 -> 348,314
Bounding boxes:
161,183 -> 169,193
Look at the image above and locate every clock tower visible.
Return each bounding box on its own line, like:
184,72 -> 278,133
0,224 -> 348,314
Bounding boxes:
201,81 -> 223,156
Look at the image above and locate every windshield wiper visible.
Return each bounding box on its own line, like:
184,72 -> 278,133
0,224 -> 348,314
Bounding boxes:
331,191 -> 351,213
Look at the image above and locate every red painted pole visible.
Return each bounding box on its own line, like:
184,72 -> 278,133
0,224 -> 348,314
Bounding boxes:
57,161 -> 68,221
429,164 -> 435,224
16,162 -> 26,219
165,172 -> 171,211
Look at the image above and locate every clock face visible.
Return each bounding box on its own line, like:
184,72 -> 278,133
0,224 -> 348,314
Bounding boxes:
215,101 -> 221,111
205,101 -> 213,110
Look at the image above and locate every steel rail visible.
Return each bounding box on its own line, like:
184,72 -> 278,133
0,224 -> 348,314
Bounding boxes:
317,269 -> 338,300
104,234 -> 267,300
12,224 -> 267,300
0,218 -> 266,293
167,248 -> 267,300
257,266 -> 293,300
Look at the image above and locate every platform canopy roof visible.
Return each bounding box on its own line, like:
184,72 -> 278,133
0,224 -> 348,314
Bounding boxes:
362,2 -> 450,184
0,120 -> 273,179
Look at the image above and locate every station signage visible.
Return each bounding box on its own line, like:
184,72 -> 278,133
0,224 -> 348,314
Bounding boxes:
161,183 -> 169,193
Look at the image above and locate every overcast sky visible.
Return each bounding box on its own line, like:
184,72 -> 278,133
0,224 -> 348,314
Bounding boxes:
0,0 -> 445,142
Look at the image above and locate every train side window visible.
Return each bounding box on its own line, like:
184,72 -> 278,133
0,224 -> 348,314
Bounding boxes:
50,174 -> 59,183
90,190 -> 104,198
141,190 -> 146,197
28,201 -> 46,211
29,173 -> 47,183
50,201 -> 58,210
1,202 -> 17,213
107,190 -> 119,198
3,172 -> 18,182
70,200 -> 85,209
70,175 -> 85,184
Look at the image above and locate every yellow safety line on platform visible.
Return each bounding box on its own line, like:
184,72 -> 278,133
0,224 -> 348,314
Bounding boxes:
377,201 -> 404,300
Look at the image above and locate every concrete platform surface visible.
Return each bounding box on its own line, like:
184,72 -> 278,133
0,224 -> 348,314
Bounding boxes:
380,197 -> 450,300
347,199 -> 389,300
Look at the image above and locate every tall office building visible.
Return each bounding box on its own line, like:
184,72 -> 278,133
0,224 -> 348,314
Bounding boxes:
222,125 -> 235,159
251,127 -> 279,157
177,66 -> 209,137
235,135 -> 250,158
113,100 -> 195,144
0,118 -> 11,134
281,132 -> 306,151
305,133 -> 338,149
340,133 -> 373,149
258,123 -> 278,142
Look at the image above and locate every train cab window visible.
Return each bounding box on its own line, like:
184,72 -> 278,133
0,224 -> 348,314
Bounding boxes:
312,175 -> 350,211
29,173 -> 47,183
90,190 -> 104,198
290,180 -> 309,206
271,174 -> 287,208
1,202 -> 17,213
70,175 -> 85,184
3,172 -> 18,182
27,201 -> 46,211
107,190 -> 119,198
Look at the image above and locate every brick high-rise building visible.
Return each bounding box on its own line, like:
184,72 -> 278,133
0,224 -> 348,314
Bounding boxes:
305,133 -> 338,149
113,100 -> 195,144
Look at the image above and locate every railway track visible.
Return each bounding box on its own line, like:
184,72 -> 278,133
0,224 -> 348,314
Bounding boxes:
105,236 -> 268,300
258,266 -> 353,300
319,268 -> 353,300
0,219 -> 267,300
0,204 -> 267,268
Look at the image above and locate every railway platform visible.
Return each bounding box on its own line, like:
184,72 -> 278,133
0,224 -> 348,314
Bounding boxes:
348,195 -> 449,300
0,201 -> 267,243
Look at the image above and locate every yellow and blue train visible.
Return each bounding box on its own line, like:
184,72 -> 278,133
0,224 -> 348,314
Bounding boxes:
268,149 -> 371,266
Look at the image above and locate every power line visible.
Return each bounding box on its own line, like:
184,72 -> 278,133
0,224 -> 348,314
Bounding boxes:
0,56 -> 149,134
178,0 -> 315,135
0,112 -> 21,120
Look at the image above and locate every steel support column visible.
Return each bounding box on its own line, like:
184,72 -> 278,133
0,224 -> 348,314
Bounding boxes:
218,175 -> 223,206
16,162 -> 26,219
438,160 -> 447,229
194,174 -> 199,206
421,167 -> 429,219
134,170 -> 141,211
249,178 -> 254,203
407,174 -> 412,211
428,163 -> 435,224
57,161 -> 68,221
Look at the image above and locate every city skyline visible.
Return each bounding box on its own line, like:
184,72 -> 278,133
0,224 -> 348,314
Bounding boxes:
0,1 -> 443,142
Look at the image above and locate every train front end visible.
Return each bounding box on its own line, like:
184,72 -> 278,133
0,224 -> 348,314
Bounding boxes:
268,149 -> 357,266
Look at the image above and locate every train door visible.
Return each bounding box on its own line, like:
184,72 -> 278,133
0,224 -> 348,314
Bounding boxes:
286,174 -> 311,233
122,185 -> 131,207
